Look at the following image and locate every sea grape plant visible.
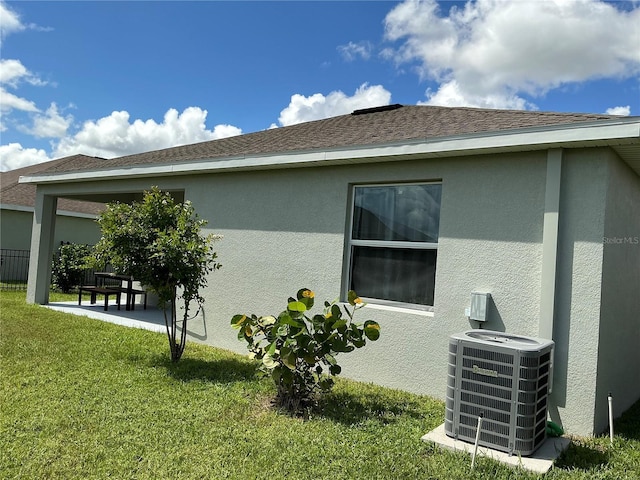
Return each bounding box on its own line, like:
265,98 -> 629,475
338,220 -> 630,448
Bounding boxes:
231,288 -> 380,414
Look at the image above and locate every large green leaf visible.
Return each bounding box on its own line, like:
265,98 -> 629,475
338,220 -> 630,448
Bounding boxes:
281,347 -> 296,370
364,320 -> 381,341
280,313 -> 303,328
243,324 -> 252,338
230,314 -> 246,328
347,290 -> 361,306
287,300 -> 307,313
262,353 -> 277,369
333,338 -> 355,353
331,319 -> 347,331
311,314 -> 326,326
296,288 -> 315,310
259,315 -> 276,326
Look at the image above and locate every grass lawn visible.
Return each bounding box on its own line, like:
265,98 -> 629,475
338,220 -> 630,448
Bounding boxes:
1,291 -> 639,479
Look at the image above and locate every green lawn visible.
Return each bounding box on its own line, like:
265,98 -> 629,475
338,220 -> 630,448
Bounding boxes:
1,291 -> 639,479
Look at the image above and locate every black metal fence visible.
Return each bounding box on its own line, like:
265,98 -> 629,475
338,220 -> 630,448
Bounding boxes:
0,248 -> 109,291
0,249 -> 30,290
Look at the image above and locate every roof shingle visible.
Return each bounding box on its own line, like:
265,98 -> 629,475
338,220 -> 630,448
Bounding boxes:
1,155 -> 106,214
17,105 -> 625,177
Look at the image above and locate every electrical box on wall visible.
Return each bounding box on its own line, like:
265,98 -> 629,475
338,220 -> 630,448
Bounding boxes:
469,292 -> 491,322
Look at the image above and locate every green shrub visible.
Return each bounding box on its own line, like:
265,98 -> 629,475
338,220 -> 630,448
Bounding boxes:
231,288 -> 380,415
51,243 -> 92,293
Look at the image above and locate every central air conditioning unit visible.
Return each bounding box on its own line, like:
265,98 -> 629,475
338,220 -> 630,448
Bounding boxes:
445,330 -> 554,456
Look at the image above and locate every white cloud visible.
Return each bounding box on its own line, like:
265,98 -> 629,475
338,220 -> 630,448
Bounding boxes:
52,107 -> 241,159
419,80 -> 533,110
0,59 -> 30,87
384,0 -> 640,109
0,143 -> 51,171
338,41 -> 373,61
605,105 -> 631,116
0,1 -> 51,46
0,2 -> 25,42
0,59 -> 47,117
278,83 -> 392,126
0,87 -> 39,113
1,107 -> 243,171
26,102 -> 73,138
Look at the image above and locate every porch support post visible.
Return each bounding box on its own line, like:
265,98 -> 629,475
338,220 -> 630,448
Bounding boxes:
539,148 -> 563,339
26,190 -> 57,304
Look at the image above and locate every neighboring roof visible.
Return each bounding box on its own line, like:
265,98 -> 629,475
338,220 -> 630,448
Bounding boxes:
19,105 -> 640,183
1,155 -> 106,215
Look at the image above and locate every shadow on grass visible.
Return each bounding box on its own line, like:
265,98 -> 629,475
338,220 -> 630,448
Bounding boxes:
150,354 -> 259,384
554,440 -> 610,470
615,397 -> 640,441
316,390 -> 439,426
554,398 -> 640,472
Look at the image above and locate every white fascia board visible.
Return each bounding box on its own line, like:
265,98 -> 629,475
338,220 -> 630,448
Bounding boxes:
19,119 -> 640,185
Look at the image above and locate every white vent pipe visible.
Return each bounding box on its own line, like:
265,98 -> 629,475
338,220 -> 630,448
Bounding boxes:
471,413 -> 484,470
608,393 -> 614,445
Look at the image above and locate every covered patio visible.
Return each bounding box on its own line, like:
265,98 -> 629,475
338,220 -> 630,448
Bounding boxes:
45,298 -> 166,334
24,182 -> 185,306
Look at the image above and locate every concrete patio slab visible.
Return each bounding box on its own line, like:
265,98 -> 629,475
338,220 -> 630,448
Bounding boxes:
422,423 -> 571,474
46,301 -> 166,333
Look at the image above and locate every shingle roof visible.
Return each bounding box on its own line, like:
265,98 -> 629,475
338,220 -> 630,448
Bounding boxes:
1,155 -> 105,214
36,105 -> 621,176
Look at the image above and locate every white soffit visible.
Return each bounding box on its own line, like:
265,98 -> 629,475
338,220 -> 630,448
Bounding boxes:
19,120 -> 640,185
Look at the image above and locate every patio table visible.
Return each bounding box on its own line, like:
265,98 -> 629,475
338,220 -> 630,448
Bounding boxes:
94,272 -> 147,311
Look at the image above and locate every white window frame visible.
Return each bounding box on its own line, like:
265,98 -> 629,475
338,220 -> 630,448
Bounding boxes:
344,181 -> 441,312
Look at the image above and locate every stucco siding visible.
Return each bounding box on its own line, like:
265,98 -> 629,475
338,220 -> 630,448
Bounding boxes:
54,215 -> 102,246
1,209 -> 33,250
184,151 -> 550,403
1,208 -> 101,251
551,149 -> 609,435
595,152 -> 640,433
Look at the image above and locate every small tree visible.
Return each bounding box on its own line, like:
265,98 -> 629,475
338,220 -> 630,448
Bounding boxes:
232,288 -> 380,415
93,187 -> 221,361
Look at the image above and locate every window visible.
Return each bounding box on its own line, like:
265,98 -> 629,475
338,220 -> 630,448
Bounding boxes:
347,183 -> 441,309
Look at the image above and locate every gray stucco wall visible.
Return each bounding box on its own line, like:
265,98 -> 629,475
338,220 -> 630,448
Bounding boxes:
55,215 -> 101,246
551,149 -> 610,435
1,208 -> 101,251
1,209 -> 33,250
595,152 -> 640,434
184,148 -> 636,436
185,150 -> 561,421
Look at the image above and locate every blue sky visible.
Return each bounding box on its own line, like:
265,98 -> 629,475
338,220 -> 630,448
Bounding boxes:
1,0 -> 639,171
